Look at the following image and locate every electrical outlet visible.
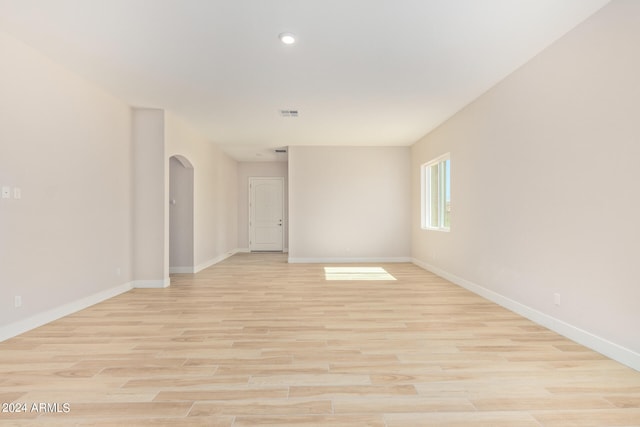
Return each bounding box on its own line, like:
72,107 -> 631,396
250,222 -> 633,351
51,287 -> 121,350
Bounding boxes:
13,187 -> 21,199
14,296 -> 22,308
554,293 -> 561,306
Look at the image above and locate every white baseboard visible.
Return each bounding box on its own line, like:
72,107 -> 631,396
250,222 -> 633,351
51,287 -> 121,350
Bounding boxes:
0,282 -> 133,342
169,266 -> 195,274
170,249 -> 249,275
412,258 -> 640,372
194,249 -> 243,273
131,278 -> 170,288
170,250 -> 246,275
236,248 -> 250,253
288,257 -> 412,264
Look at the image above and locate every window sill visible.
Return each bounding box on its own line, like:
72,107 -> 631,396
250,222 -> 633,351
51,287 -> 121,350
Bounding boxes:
421,227 -> 450,232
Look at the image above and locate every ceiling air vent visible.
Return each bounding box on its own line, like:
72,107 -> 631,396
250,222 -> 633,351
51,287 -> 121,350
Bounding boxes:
279,109 -> 299,118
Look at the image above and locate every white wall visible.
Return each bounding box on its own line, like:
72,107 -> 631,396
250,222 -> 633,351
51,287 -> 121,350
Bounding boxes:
0,31 -> 133,333
289,146 -> 411,262
165,112 -> 238,272
237,162 -> 288,251
132,109 -> 167,287
411,0 -> 640,368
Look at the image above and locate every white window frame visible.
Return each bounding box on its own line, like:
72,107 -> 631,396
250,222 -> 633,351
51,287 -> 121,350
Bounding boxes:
421,153 -> 450,232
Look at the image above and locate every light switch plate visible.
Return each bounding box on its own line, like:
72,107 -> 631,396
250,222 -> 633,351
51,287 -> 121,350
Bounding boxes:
2,186 -> 10,199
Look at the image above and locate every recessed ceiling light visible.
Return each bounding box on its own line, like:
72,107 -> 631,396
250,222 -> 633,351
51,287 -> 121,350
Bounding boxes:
279,32 -> 296,45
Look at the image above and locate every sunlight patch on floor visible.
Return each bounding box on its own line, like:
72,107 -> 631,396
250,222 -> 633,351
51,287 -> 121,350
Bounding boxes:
324,266 -> 397,281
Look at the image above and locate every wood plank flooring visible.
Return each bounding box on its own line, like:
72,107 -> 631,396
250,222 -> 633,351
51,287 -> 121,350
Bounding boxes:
1,252 -> 640,426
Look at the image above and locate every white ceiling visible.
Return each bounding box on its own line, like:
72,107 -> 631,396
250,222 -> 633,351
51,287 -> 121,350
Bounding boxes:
0,0 -> 610,161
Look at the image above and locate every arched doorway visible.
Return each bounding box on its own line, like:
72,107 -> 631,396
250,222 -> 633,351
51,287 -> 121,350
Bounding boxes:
169,155 -> 194,273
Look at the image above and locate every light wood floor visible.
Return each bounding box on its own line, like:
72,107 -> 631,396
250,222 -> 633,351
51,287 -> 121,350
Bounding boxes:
2,253 -> 640,426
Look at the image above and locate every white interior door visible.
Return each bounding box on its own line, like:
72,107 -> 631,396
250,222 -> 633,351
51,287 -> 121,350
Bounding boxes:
249,177 -> 284,251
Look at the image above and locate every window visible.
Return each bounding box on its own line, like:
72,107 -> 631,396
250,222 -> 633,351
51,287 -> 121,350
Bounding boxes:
421,153 -> 450,231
